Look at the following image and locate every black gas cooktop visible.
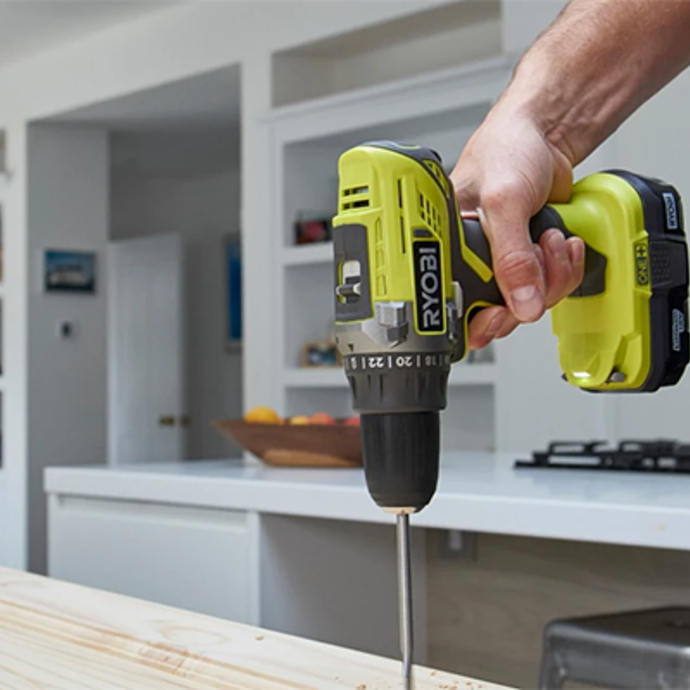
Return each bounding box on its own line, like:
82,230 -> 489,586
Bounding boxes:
516,440 -> 690,473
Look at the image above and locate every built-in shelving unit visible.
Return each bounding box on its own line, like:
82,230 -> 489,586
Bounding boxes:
271,1 -> 502,108
282,242 -> 333,267
266,55 -> 515,453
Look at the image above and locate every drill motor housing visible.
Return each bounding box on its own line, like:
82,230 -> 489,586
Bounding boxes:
333,141 -> 689,513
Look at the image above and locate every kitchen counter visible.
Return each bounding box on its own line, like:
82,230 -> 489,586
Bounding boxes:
0,567 -> 508,690
45,452 -> 690,551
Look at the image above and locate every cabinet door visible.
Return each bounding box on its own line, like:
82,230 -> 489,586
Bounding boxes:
48,495 -> 256,624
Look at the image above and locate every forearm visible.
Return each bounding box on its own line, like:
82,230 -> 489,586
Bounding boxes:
498,0 -> 690,165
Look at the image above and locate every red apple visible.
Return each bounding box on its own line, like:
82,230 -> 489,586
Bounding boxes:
310,412 -> 336,425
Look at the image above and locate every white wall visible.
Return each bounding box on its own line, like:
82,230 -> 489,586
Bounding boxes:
2,120 -> 29,569
111,134 -> 242,459
501,0 -> 567,53
27,124 -> 109,573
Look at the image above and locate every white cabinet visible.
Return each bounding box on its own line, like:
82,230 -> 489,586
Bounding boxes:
46,487 -> 423,663
47,494 -> 258,624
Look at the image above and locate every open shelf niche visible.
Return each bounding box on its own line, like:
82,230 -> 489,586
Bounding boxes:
272,2 -> 502,108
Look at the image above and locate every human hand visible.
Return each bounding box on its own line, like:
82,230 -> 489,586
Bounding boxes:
450,107 -> 585,351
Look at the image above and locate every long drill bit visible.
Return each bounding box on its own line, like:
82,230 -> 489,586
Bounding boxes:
396,512 -> 414,690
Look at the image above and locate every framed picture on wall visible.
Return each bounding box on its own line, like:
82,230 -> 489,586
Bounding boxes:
226,234 -> 242,351
44,250 -> 96,294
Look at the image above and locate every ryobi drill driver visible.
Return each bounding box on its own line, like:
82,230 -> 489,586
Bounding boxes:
332,141 -> 689,685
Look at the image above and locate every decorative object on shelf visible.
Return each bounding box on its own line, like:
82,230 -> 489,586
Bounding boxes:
301,340 -> 342,368
225,233 -> 242,351
43,249 -> 96,294
212,418 -> 362,468
294,210 -> 332,245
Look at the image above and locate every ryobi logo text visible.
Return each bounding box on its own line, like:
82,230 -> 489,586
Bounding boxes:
663,192 -> 679,231
413,240 -> 443,332
672,308 -> 686,353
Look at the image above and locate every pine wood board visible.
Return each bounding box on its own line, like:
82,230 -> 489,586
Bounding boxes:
0,567 -> 510,690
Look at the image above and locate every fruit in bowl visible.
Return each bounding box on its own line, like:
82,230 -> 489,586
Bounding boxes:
215,408 -> 363,468
310,412 -> 336,425
243,406 -> 283,424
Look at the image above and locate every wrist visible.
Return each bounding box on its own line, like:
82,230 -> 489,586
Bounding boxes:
496,54 -> 585,166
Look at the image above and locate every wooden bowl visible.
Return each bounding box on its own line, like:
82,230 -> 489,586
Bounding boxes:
212,419 -> 363,468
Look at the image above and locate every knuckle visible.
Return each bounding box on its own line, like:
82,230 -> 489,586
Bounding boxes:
480,179 -> 530,213
564,263 -> 584,295
494,250 -> 542,287
551,262 -> 573,290
496,320 -> 519,340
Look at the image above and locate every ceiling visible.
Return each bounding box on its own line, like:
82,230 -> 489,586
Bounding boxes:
50,66 -> 242,133
290,1 -> 500,58
0,1 -> 181,68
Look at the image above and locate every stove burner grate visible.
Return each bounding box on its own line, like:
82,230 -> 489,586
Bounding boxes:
515,440 -> 690,473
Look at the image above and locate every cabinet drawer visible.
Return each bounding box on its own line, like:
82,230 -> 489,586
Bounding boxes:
48,495 -> 256,624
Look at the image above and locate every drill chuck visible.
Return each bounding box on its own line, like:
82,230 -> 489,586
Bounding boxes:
341,351 -> 448,511
361,412 -> 439,513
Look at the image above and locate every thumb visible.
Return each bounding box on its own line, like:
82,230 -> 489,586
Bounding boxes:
478,193 -> 545,323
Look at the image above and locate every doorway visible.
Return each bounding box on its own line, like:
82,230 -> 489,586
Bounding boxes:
36,65 -> 243,468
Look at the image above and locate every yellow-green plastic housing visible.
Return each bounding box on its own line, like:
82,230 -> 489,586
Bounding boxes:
550,174 -> 651,390
333,145 -> 454,334
333,144 -> 656,392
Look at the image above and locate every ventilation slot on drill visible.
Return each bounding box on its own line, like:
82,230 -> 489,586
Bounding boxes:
419,193 -> 441,235
398,179 -> 406,253
341,185 -> 370,211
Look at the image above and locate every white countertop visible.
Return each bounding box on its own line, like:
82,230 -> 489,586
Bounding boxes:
45,452 -> 690,551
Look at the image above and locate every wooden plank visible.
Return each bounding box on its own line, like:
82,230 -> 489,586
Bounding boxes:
0,567 -> 510,690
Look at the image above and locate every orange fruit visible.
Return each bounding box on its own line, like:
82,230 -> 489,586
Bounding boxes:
244,406 -> 283,424
343,416 -> 361,426
311,412 -> 336,425
289,415 -> 311,425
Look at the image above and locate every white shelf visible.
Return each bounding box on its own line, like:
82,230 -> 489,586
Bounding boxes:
282,242 -> 333,267
282,364 -> 495,389
283,367 -> 347,388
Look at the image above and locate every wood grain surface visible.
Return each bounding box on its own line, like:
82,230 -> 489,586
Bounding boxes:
0,567 -> 509,690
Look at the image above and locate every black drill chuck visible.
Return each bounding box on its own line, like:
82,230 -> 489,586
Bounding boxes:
360,412 -> 440,512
